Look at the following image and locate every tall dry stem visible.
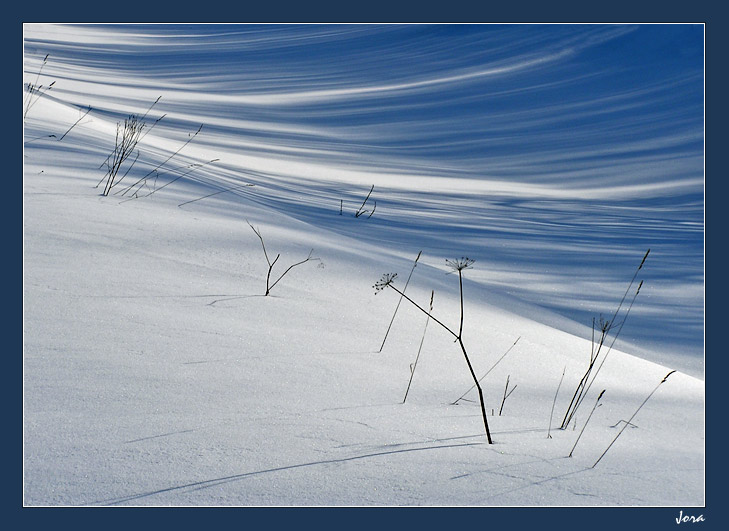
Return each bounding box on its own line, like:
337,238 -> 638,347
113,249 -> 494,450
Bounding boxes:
374,257 -> 493,444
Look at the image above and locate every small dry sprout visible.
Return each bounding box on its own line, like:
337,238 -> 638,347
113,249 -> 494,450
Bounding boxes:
445,257 -> 475,272
373,273 -> 397,294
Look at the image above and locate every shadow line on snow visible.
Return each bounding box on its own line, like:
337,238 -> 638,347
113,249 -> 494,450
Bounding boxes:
85,441 -> 484,506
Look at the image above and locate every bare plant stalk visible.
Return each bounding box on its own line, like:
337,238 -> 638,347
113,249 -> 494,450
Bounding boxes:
101,115 -> 145,196
568,389 -> 605,457
24,54 -> 55,121
248,221 -> 317,296
58,106 -> 91,141
117,122 -> 202,197
453,336 -> 520,405
560,250 -> 649,429
378,251 -> 422,352
548,366 -> 567,439
560,317 -> 609,429
592,371 -> 675,468
457,335 -> 493,444
97,98 -> 164,196
355,185 -> 375,218
375,257 -> 493,444
498,375 -> 517,416
96,97 -> 163,180
574,280 -> 644,415
403,290 -> 434,404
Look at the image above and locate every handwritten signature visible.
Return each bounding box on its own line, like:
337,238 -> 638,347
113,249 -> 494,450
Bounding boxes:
677,510 -> 705,524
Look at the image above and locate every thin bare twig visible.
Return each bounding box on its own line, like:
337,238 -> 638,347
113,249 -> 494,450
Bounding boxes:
58,106 -> 91,141
592,371 -> 674,468
498,375 -> 517,416
355,185 -> 375,218
403,290 -> 434,404
453,336 -> 520,405
248,221 -> 318,296
547,366 -> 566,439
568,389 -> 605,456
378,250 -> 422,352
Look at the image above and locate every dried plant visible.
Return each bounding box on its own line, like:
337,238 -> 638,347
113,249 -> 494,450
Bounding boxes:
547,366 -> 566,439
116,122 -> 205,198
592,371 -> 674,468
452,336 -> 520,405
560,249 -> 650,430
354,184 -> 376,218
23,54 -> 55,121
568,389 -> 605,457
378,251 -> 422,352
248,221 -> 318,296
498,375 -> 517,416
374,257 -> 493,444
96,96 -> 163,196
403,290 -> 434,404
58,106 -> 92,141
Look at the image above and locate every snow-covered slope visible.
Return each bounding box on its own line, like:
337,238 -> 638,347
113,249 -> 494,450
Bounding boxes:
23,24 -> 704,507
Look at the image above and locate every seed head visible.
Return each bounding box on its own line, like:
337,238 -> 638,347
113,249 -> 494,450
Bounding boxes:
445,257 -> 475,272
373,273 -> 397,293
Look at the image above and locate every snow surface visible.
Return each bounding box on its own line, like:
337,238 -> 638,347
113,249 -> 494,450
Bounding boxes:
23,23 -> 704,507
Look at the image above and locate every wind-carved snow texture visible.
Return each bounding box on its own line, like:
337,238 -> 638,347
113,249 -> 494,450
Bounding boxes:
23,24 -> 704,507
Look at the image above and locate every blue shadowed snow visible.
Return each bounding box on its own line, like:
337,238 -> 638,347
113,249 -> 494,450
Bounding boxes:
23,23 -> 704,373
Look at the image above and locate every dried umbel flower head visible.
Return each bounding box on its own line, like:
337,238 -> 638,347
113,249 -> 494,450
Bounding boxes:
373,273 -> 397,293
445,257 -> 475,272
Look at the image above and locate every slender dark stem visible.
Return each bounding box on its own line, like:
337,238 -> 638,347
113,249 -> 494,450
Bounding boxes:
24,54 -> 53,120
248,221 -> 272,265
560,326 -> 606,429
379,251 -> 421,352
118,122 -> 201,197
355,185 -> 374,217
388,278 -> 493,444
498,375 -> 517,416
457,337 -> 493,444
452,336 -> 520,405
561,250 -> 649,428
112,150 -> 141,191
58,106 -> 91,141
548,366 -> 566,438
267,250 -> 314,293
98,98 -> 163,174
592,371 -> 673,468
568,389 -> 604,457
386,284 -> 457,340
573,280 -> 644,419
458,270 -> 465,339
248,221 -> 316,296
403,290 -> 433,404
265,254 -> 280,296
